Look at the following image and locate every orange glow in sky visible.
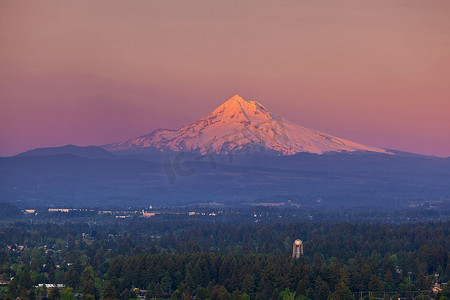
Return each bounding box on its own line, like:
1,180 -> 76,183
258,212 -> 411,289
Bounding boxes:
1,0 -> 449,156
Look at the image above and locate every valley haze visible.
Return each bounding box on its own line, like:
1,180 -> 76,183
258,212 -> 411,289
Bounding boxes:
1,95 -> 449,209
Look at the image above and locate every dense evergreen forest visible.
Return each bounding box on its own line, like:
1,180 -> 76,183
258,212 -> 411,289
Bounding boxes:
0,217 -> 449,300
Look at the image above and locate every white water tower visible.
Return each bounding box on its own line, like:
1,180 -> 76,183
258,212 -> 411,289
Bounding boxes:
292,239 -> 303,258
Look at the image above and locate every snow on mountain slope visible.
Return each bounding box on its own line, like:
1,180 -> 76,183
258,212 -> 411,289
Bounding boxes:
104,95 -> 390,155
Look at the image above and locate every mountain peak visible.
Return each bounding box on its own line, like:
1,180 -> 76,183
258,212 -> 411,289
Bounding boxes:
211,95 -> 270,122
216,94 -> 250,110
105,94 -> 390,155
225,94 -> 267,110
228,94 -> 245,102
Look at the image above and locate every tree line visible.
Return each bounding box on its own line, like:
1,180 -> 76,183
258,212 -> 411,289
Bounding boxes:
0,219 -> 449,299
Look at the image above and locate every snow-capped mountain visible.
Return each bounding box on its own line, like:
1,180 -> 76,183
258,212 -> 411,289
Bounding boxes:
104,95 -> 390,155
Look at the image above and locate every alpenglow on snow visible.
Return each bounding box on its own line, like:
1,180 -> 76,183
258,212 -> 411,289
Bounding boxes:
104,95 -> 389,155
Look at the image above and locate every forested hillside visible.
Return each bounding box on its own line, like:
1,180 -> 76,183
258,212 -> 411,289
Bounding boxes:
0,219 -> 449,299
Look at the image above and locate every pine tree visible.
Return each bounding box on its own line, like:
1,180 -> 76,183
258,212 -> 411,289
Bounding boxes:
333,282 -> 352,300
295,279 -> 307,297
65,268 -> 80,289
314,276 -> 330,300
231,289 -> 243,300
270,288 -> 279,300
19,287 -> 30,300
19,269 -> 33,290
368,274 -> 384,295
196,287 -> 210,300
7,279 -> 19,299
60,287 -> 76,300
29,287 -> 37,300
102,280 -> 118,299
82,279 -> 96,298
49,287 -> 60,300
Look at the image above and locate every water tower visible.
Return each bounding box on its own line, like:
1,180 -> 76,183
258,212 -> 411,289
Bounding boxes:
292,239 -> 303,258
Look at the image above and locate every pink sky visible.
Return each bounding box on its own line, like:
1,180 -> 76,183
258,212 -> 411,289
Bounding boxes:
1,0 -> 449,157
